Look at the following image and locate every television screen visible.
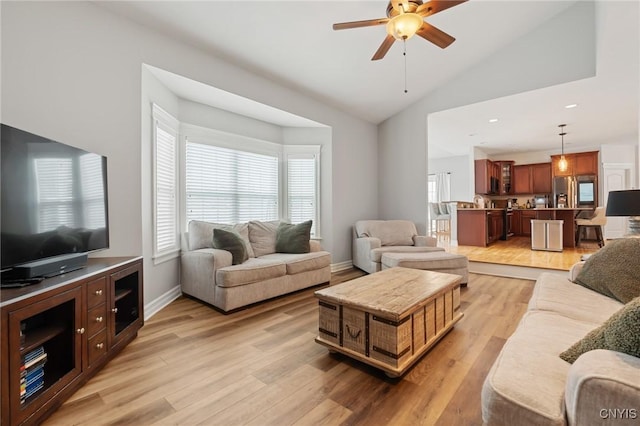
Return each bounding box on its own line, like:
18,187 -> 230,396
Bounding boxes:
1,124 -> 109,271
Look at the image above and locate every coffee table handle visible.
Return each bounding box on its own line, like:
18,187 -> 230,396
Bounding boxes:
345,324 -> 361,339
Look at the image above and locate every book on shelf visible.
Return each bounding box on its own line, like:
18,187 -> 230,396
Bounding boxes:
20,380 -> 44,403
23,346 -> 45,363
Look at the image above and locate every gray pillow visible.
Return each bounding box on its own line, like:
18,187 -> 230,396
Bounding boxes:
574,238 -> 640,303
276,221 -> 312,254
560,296 -> 640,364
213,228 -> 248,265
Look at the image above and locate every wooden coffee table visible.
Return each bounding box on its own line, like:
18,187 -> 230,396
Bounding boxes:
314,267 -> 463,377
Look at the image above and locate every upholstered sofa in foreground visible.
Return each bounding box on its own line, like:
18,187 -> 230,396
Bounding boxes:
482,259 -> 640,425
181,220 -> 331,312
352,220 -> 444,273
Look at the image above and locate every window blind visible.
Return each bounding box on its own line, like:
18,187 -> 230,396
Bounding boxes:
185,142 -> 279,224
154,123 -> 178,254
287,155 -> 317,236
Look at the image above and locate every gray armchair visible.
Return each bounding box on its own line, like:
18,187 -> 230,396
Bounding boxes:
352,220 -> 445,274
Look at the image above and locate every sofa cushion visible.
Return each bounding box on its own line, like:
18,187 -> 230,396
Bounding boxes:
482,311 -> 598,426
212,228 -> 248,265
355,220 -> 417,246
248,220 -> 280,257
574,238 -> 640,303
260,251 -> 330,275
188,220 -> 255,258
529,272 -> 624,324
275,220 -> 312,254
216,258 -> 286,288
560,297 -> 640,364
370,246 -> 445,263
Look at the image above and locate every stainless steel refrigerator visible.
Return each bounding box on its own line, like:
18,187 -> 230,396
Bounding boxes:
552,176 -> 576,208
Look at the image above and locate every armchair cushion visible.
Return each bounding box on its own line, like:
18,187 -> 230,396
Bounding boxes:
212,228 -> 248,265
275,220 -> 312,254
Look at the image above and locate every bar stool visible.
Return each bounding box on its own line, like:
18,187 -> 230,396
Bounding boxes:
575,206 -> 606,247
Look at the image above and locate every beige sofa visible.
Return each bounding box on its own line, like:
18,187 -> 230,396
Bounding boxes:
352,220 -> 444,274
180,220 -> 331,312
482,263 -> 640,425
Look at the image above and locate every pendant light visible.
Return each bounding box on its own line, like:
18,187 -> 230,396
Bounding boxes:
558,124 -> 568,172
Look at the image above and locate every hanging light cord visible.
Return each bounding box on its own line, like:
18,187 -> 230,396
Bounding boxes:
403,39 -> 408,93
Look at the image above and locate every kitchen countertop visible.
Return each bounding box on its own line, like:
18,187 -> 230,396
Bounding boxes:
458,207 -> 594,211
457,208 -> 505,211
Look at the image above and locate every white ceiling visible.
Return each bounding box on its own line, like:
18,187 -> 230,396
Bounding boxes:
99,1 -> 639,156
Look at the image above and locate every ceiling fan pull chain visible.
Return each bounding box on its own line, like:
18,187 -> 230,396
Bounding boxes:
403,39 -> 408,93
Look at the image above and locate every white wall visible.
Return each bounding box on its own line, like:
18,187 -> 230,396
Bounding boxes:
379,1 -> 598,233
2,1 -> 378,308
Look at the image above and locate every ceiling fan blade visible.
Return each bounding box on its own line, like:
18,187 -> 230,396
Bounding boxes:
333,18 -> 389,31
372,34 -> 396,61
417,0 -> 468,18
416,23 -> 456,48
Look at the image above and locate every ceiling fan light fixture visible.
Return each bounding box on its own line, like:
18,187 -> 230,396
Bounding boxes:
386,13 -> 423,40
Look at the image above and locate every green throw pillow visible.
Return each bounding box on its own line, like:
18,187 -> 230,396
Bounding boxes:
275,220 -> 312,254
560,297 -> 640,364
212,228 -> 248,265
574,238 -> 640,303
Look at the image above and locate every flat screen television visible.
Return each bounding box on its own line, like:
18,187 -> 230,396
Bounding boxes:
1,124 -> 109,283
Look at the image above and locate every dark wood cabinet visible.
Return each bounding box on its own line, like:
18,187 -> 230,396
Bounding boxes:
513,165 -> 531,194
1,257 -> 143,426
551,151 -> 598,178
457,210 -> 504,246
512,210 -> 522,236
513,163 -> 552,195
487,210 -> 504,244
531,163 -> 552,194
496,161 -> 514,195
519,210 -> 537,236
573,151 -> 599,175
475,159 -> 499,195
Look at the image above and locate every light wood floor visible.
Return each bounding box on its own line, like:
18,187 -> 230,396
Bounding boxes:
44,270 -> 535,426
436,235 -> 601,271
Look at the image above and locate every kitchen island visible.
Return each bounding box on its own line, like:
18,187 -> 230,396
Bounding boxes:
457,207 -> 593,248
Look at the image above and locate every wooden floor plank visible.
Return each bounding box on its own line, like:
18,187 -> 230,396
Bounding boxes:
43,269 -> 535,426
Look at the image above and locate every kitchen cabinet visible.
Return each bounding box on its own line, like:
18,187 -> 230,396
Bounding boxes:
475,159 -> 500,195
513,163 -> 551,195
1,257 -> 143,426
551,151 -> 598,177
487,210 -> 504,244
519,210 -> 537,236
531,163 -> 552,194
512,210 -> 522,236
496,161 -> 514,195
574,151 -> 599,175
513,165 -> 531,194
457,209 -> 504,246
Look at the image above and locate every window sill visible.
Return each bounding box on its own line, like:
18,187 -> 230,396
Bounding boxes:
153,249 -> 180,265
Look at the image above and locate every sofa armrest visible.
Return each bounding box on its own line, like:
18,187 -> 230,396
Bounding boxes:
565,349 -> 640,426
180,248 -> 233,303
414,235 -> 437,247
569,261 -> 586,282
352,237 -> 381,271
309,240 -> 323,252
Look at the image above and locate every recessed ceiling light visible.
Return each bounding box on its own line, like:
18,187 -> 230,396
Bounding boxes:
489,118 -> 499,123
565,104 -> 578,109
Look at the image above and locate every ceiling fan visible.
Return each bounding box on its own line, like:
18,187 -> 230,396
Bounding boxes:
333,0 -> 468,61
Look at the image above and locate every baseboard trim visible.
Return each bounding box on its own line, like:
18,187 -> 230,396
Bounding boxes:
145,285 -> 182,321
331,261 -> 353,273
469,261 -> 567,281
